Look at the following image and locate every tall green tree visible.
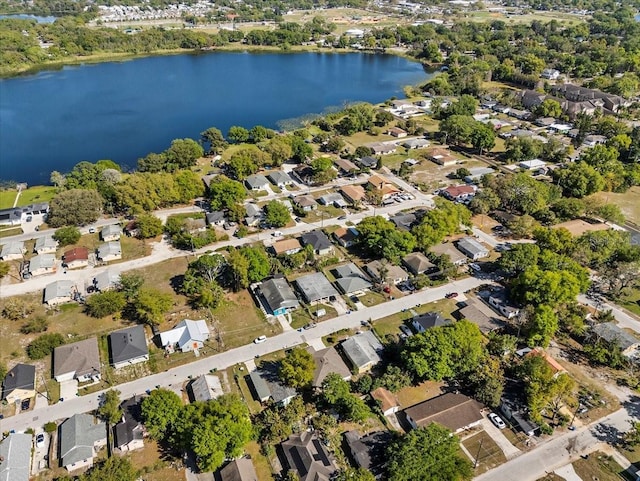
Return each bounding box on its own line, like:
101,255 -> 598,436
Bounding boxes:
98,389 -> 122,425
85,290 -> 126,318
48,189 -> 104,227
208,175 -> 246,210
79,456 -> 137,481
133,288 -> 173,326
264,200 -> 291,228
165,138 -> 204,170
53,226 -> 81,246
279,348 -> 316,389
200,127 -> 228,155
386,424 -> 472,481
141,388 -> 183,440
135,214 -> 163,239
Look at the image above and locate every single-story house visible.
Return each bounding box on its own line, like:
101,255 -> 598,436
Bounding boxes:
387,127 -> 407,138
523,348 -> 568,377
403,138 -> 430,149
244,174 -> 270,191
215,457 -> 258,481
202,174 -> 217,191
28,253 -> 56,276
97,241 -> 122,262
267,171 -> 294,188
340,185 -> 366,204
300,230 -> 333,255
256,277 -> 299,316
244,203 -> 263,227
44,280 -> 78,306
0,241 -> 26,260
114,396 -> 145,452
100,224 -> 121,242
2,363 -> 36,404
583,134 -> 607,147
508,108 -> 531,120
59,414 -> 107,471
109,326 -> 149,369
456,237 -> 490,261
271,238 -> 303,256
159,319 -> 210,353
294,272 -> 339,303
500,397 -> 539,436
334,158 -> 358,176
344,430 -> 393,480
441,185 -> 476,202
123,220 -> 140,238
206,211 -> 226,227
458,298 -> 505,334
291,165 -> 315,185
318,192 -> 344,206
0,433 -> 32,481
93,269 -> 120,292
592,322 -> 640,358
404,393 -> 483,433
62,247 -> 89,270
487,292 -> 520,319
333,227 -> 359,248
367,142 -> 397,155
358,156 -> 378,169
308,346 -> 352,389
248,365 -> 296,406
535,117 -> 556,127
541,68 -> 560,80
332,262 -> 371,295
370,387 -> 399,416
184,218 -> 207,234
412,311 -> 452,333
430,242 -> 468,266
426,147 -> 459,166
464,167 -> 495,183
293,195 -> 317,212
34,235 -> 58,254
519,159 -> 547,171
280,432 -> 337,481
53,337 -> 101,383
364,260 -> 409,285
341,331 -> 384,373
189,374 -> 224,403
366,174 -> 399,200
390,213 -> 417,232
402,252 -> 437,275
0,202 -> 48,227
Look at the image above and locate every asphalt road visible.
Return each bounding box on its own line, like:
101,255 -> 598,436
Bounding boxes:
0,275 -> 486,434
578,294 -> 640,335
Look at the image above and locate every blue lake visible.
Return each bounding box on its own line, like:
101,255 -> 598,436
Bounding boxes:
0,52 -> 431,184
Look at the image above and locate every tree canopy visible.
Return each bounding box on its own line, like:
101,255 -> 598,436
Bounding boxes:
47,189 -> 103,227
279,347 -> 316,389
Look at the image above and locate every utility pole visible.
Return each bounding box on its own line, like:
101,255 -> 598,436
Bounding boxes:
474,436 -> 484,468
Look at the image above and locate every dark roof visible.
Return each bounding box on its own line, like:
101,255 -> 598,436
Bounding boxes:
301,230 -> 332,251
592,323 -> 640,351
390,213 -> 417,231
281,432 -> 337,481
2,363 -> 35,400
308,346 -> 351,388
216,458 -> 258,481
413,311 -> 452,330
344,430 -> 393,475
114,395 -> 144,449
404,393 -> 483,432
250,364 -> 296,404
206,211 -> 225,224
108,326 -> 148,365
258,277 -> 299,313
358,156 -> 378,168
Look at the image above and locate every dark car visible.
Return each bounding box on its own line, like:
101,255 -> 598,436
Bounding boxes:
445,292 -> 459,299
21,398 -> 31,411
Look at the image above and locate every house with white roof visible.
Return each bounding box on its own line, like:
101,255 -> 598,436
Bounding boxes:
34,235 -> 58,254
0,433 -> 32,481
0,241 -> 26,260
100,224 -> 121,242
97,241 -> 122,262
159,319 -> 210,353
28,253 -> 56,276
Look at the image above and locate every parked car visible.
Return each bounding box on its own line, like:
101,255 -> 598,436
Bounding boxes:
26,215 -> 33,222
338,215 -> 347,220
383,286 -> 391,293
399,325 -> 413,337
36,433 -> 45,448
489,413 -> 506,429
88,227 -> 96,234
253,335 -> 267,344
272,231 -> 283,237
445,292 -> 458,299
469,263 -> 481,272
21,398 -> 31,411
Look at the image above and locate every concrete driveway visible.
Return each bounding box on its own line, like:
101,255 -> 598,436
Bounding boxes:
59,380 -> 78,401
480,417 -> 521,459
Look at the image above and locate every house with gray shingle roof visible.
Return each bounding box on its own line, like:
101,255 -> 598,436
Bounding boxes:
108,326 -> 149,369
294,272 -> 339,303
28,253 -> 57,276
53,337 -> 101,383
256,277 -> 299,316
216,457 -> 258,481
331,263 -> 372,295
97,241 -> 122,262
44,280 -> 77,306
456,237 -> 489,261
2,363 -> 36,404
0,433 -> 32,481
59,414 -> 107,471
0,241 -> 25,260
100,224 -> 121,242
248,365 -> 296,406
267,171 -> 293,188
402,252 -> 436,275
34,235 -> 58,254
341,331 -> 383,373
245,174 -> 270,191
592,323 -> 640,358
411,312 -> 452,333
93,269 -> 120,292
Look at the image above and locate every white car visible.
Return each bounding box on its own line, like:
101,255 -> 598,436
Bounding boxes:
35,433 -> 45,448
253,335 -> 267,344
489,413 -> 506,429
469,263 -> 481,272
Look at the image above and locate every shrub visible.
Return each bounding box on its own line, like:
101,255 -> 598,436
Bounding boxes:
27,333 -> 65,360
20,317 -> 48,334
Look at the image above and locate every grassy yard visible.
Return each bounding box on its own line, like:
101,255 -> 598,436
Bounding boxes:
128,440 -> 185,481
590,186 -> 640,226
0,185 -> 57,209
245,440 -> 275,481
0,227 -> 23,238
372,297 -> 459,340
290,303 -> 337,329
573,451 -> 630,481
462,431 -> 508,475
395,380 -> 445,408
620,288 -> 640,318
357,291 -> 387,308
233,365 -> 263,414
304,205 -> 345,224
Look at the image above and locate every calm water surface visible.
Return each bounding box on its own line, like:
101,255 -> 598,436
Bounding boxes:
0,52 -> 431,183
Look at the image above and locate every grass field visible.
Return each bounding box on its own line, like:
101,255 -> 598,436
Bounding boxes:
0,185 -> 57,209
291,303 -> 337,329
590,186 -> 640,226
395,380 -> 445,408
573,451 -> 630,481
462,431 -> 508,474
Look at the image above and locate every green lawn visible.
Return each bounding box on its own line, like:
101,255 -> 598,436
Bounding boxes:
573,451 -> 630,481
0,185 -> 57,209
462,431 -> 508,475
590,186 -> 640,226
290,303 -> 337,329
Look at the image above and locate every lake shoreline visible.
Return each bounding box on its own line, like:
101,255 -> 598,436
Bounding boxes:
0,44 -> 428,79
